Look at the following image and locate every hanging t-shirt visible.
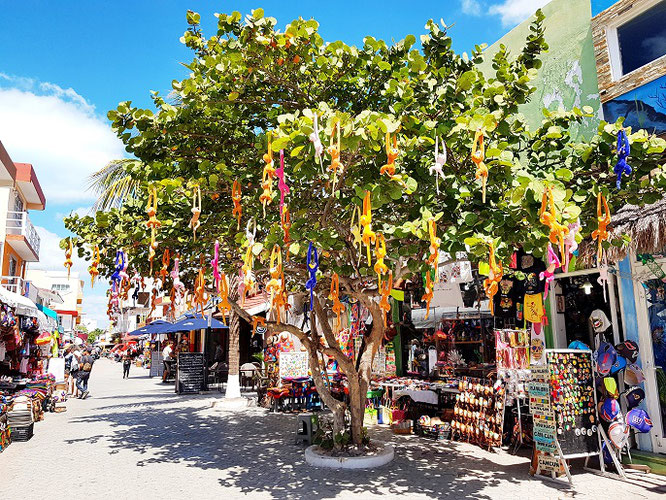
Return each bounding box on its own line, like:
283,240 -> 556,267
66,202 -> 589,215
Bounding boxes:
494,277 -> 518,318
517,249 -> 546,295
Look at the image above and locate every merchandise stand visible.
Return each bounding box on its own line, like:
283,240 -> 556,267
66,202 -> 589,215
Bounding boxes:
530,349 -> 617,488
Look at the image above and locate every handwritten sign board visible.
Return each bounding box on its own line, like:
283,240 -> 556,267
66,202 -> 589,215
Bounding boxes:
538,454 -> 562,473
176,352 -> 205,394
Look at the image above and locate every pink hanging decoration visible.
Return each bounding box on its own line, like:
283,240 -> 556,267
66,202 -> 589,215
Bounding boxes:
277,149 -> 290,216
171,257 -> 185,294
539,244 -> 561,299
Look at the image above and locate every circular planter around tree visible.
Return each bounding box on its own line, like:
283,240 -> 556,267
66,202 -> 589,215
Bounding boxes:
305,443 -> 395,469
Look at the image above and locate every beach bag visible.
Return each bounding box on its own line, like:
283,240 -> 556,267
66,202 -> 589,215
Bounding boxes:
364,406 -> 378,426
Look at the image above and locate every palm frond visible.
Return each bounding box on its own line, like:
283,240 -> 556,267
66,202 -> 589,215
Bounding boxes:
88,159 -> 142,211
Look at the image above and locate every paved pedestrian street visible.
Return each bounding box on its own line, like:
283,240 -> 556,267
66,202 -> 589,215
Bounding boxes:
2,359 -> 665,500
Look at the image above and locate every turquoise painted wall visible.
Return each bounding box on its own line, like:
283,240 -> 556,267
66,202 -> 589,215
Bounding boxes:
480,0 -> 601,140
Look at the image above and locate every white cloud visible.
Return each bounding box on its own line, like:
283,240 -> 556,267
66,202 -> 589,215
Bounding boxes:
489,0 -> 550,27
0,74 -> 126,205
461,0 -> 482,15
30,225 -> 110,328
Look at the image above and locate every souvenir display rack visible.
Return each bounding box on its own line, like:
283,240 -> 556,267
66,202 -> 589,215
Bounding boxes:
451,376 -> 506,450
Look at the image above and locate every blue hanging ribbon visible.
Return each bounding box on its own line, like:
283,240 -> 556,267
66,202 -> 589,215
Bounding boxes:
614,129 -> 631,189
305,241 -> 319,312
111,250 -> 124,285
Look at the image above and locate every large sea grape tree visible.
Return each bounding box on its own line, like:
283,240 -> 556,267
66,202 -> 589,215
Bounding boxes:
65,8 -> 665,446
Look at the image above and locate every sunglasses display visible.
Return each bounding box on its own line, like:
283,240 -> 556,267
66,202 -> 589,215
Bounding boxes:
451,377 -> 505,448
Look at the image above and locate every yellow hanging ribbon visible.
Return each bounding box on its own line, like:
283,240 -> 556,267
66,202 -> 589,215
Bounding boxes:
260,134 -> 275,217
360,191 -> 376,265
327,120 -> 344,193
232,179 -> 242,230
591,192 -> 611,263
483,241 -> 503,315
422,271 -> 434,320
539,185 -> 570,267
145,186 -> 161,274
64,238 -> 73,278
89,245 -> 100,287
189,185 -> 201,241
472,129 -> 488,203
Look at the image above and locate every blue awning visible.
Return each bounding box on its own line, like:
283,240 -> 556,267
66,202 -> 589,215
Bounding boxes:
164,315 -> 227,333
127,319 -> 173,337
37,303 -> 58,320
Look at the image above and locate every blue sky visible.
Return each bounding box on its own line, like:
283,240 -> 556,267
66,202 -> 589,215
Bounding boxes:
0,0 -> 615,327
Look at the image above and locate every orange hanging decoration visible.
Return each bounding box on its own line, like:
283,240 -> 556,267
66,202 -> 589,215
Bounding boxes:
350,205 -> 362,261
64,238 -> 73,278
260,134 -> 275,217
194,266 -> 207,318
232,179 -> 242,229
252,316 -> 266,336
89,245 -> 100,287
217,272 -> 231,325
374,233 -> 388,287
380,133 -> 406,187
591,192 -> 611,263
145,186 -> 161,274
422,271 -> 434,319
329,273 -> 345,332
327,120 -> 344,193
189,185 -> 201,241
483,241 -> 503,315
159,248 -> 170,283
241,222 -> 257,306
266,245 -> 286,324
379,270 -> 393,326
427,219 -> 440,282
539,185 -> 570,268
360,191 -> 376,265
471,129 -> 488,203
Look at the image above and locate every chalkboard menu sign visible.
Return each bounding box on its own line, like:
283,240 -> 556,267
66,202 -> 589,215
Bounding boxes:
176,352 -> 205,394
545,349 -> 599,457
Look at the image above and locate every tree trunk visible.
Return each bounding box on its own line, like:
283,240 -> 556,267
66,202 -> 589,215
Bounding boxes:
225,308 -> 241,399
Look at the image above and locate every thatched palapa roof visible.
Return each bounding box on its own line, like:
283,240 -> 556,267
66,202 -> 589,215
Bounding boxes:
578,199 -> 666,266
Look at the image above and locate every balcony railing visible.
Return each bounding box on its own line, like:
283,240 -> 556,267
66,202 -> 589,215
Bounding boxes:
6,211 -> 41,257
1,275 -> 24,294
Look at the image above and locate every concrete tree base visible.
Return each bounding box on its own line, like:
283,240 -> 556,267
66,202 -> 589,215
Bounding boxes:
305,443 -> 395,469
225,375 -> 241,399
211,397 -> 253,410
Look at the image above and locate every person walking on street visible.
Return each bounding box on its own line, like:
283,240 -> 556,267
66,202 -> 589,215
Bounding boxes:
68,348 -> 82,397
122,353 -> 131,379
162,341 -> 173,383
77,348 -> 94,398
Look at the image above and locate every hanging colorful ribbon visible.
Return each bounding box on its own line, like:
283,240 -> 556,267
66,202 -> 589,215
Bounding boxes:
429,136 -> 446,195
380,132 -> 406,187
539,184 -> 570,268
145,186 -> 161,274
217,272 -> 231,324
614,129 -> 631,190
159,248 -> 170,283
422,271 -> 434,319
374,233 -> 388,287
306,241 -> 319,312
232,179 -> 242,230
483,241 -> 503,315
189,185 -> 201,241
360,191 -> 376,265
327,120 -> 344,193
276,149 -> 290,216
379,270 -> 393,326
591,192 -> 611,264
471,129 -> 488,203
309,113 -> 324,172
64,238 -> 73,278
260,133 -> 275,217
539,243 -> 561,299
329,273 -> 345,332
89,245 -> 100,287
427,219 -> 440,282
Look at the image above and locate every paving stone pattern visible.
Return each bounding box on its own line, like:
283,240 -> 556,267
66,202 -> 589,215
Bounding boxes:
1,359 -> 665,499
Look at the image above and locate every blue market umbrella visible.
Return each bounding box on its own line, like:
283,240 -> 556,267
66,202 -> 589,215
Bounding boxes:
126,319 -> 173,337
164,315 -> 227,333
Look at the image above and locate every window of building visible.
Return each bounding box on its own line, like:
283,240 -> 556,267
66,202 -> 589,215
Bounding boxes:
616,0 -> 666,75
12,192 -> 23,213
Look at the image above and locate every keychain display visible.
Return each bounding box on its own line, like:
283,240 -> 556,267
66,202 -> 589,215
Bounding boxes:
451,377 -> 506,449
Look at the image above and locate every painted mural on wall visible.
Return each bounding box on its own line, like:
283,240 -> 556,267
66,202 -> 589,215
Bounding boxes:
602,75 -> 666,136
480,0 -> 601,139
